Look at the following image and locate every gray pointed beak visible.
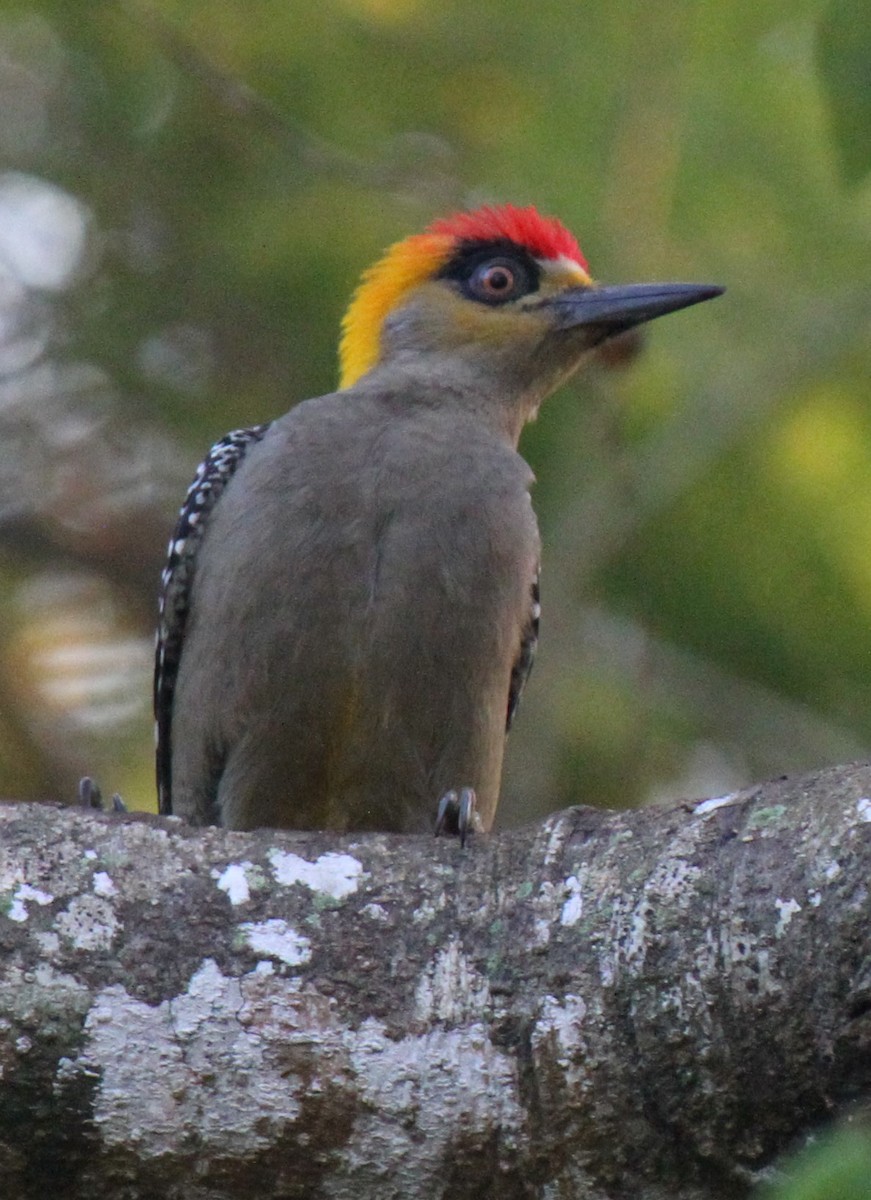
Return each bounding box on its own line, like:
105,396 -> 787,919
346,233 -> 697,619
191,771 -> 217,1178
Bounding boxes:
541,281 -> 724,333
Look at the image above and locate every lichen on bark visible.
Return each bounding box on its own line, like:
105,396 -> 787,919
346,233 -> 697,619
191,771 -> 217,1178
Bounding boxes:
0,761 -> 869,1198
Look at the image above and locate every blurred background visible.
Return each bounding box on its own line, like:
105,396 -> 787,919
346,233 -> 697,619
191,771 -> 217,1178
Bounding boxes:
0,0 -> 868,825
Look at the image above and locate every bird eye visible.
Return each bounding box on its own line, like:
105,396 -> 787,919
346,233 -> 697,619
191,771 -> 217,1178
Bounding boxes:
467,258 -> 528,305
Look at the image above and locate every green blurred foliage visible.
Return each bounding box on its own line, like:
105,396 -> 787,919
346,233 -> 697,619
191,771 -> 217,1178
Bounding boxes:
760,1122 -> 871,1200
817,0 -> 871,185
0,0 -> 868,821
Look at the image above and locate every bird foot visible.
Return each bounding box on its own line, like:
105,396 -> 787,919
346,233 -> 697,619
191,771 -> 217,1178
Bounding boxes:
78,776 -> 127,814
434,786 -> 479,847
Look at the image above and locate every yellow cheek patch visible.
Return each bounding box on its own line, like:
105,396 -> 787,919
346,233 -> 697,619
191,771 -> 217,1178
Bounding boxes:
339,233 -> 454,389
435,285 -> 550,345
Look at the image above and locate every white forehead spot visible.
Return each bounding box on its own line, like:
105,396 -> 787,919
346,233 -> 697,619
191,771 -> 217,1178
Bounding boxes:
537,255 -> 592,286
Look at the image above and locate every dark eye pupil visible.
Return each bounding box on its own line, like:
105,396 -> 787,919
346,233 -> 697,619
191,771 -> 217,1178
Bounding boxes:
485,267 -> 512,291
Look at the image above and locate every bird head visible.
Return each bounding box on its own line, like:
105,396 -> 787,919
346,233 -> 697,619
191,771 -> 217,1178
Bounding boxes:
339,204 -> 722,429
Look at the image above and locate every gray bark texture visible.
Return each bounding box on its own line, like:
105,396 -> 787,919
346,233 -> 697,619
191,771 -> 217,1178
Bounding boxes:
1,761 -> 870,1200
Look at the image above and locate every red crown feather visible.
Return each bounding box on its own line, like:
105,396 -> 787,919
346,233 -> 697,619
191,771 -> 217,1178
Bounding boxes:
427,204 -> 588,271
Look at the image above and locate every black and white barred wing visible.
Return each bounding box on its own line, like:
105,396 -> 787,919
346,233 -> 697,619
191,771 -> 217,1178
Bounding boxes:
155,425 -> 270,814
507,568 -> 540,731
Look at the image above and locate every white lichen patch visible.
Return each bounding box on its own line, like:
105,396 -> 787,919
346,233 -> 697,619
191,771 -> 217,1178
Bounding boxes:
55,894 -> 119,951
214,861 -> 252,905
0,961 -> 89,1028
539,813 -> 572,866
560,875 -> 584,926
1,807 -> 172,903
624,905 -> 650,969
97,821 -> 188,901
74,959 -> 305,1157
268,850 -> 363,900
7,883 -> 54,923
611,855 -> 703,978
240,918 -> 311,966
533,873 -> 590,947
856,796 -> 871,823
33,961 -> 87,994
774,897 -> 801,936
694,792 -> 739,816
33,930 -> 60,957
361,903 -> 388,921
532,993 -> 589,1085
824,860 -> 842,881
236,963 -> 338,1046
171,958 -> 240,1035
0,862 -> 24,896
92,872 -> 116,898
531,881 -> 559,947
808,891 -> 822,907
72,958 -> 522,1176
599,953 -> 615,988
412,890 -> 447,924
415,939 -> 491,1023
651,857 -> 702,904
338,1018 -> 523,1192
533,916 -> 552,947
719,917 -> 780,997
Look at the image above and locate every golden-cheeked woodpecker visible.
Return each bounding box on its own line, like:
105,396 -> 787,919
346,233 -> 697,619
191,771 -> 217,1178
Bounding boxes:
155,204 -> 722,840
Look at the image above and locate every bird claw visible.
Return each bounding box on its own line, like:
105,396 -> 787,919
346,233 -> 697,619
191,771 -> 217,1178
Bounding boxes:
434,786 -> 478,847
78,776 -> 127,814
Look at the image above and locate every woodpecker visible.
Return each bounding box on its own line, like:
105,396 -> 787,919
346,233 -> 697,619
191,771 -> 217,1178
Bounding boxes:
155,204 -> 722,838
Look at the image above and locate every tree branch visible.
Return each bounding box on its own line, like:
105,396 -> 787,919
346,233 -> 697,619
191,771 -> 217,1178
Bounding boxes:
1,761 -> 870,1198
